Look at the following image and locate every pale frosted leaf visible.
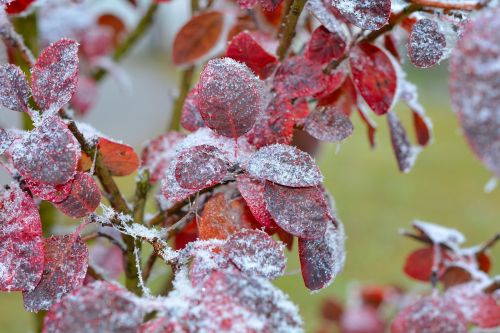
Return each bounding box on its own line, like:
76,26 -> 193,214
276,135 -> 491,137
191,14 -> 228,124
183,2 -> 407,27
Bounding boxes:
304,106 -> 353,142
332,0 -> 390,30
0,64 -> 29,112
409,19 -> 446,68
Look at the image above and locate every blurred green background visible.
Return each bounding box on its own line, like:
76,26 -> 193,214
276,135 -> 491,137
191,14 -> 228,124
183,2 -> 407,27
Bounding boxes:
0,53 -> 499,333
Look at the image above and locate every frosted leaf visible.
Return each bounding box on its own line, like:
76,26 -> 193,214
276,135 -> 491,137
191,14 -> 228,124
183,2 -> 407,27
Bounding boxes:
299,220 -> 346,290
349,43 -> 397,115
97,137 -> 139,177
246,144 -> 323,187
332,0 -> 390,30
31,39 -> 79,113
55,172 -> 101,218
175,144 -> 231,190
264,182 -> 329,239
180,87 -> 204,132
273,56 -> 327,99
0,128 -> 14,155
188,240 -> 229,285
409,19 -> 446,68
305,25 -> 347,64
225,229 -> 286,279
25,178 -> 73,203
23,234 -> 89,312
237,174 -> 276,228
412,220 -> 465,248
391,295 -> 467,333
399,79 -> 433,146
236,0 -> 258,8
0,184 -> 44,291
161,153 -> 199,204
306,0 -> 344,34
387,112 -> 420,173
42,281 -> 144,333
0,64 -> 29,112
141,132 -> 185,183
198,58 -> 264,138
449,8 -> 500,178
304,105 -> 354,142
12,116 -> 80,185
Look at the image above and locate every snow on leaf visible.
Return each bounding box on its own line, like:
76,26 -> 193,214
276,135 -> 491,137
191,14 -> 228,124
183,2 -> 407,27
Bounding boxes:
174,144 -> 231,190
449,8 -> 500,178
141,132 -> 185,183
409,19 -> 446,69
236,174 -> 276,228
0,128 -> 14,155
55,172 -> 101,218
412,220 -> 465,248
0,184 -> 44,291
305,25 -> 347,64
246,144 -> 322,187
273,56 -> 327,99
42,281 -> 144,333
264,182 -> 329,239
180,87 -> 204,132
306,0 -> 345,34
349,43 -> 397,116
0,64 -> 29,112
98,137 -> 139,177
236,0 -> 258,9
198,58 -> 264,138
299,219 -> 345,291
188,240 -> 229,285
23,233 -> 89,312
332,0 -> 390,30
25,178 -> 73,203
12,116 -> 80,185
225,229 -> 286,279
391,295 -> 467,333
304,105 -> 354,142
31,38 -> 79,113
387,112 -> 419,173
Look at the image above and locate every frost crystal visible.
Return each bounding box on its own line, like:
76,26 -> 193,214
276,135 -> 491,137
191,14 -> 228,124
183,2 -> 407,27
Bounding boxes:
332,0 -> 391,30
409,19 -> 446,68
0,64 -> 29,112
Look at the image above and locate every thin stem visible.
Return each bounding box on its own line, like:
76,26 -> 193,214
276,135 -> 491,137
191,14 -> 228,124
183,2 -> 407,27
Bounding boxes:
478,232 -> 500,253
276,0 -> 307,60
410,0 -> 483,10
142,251 -> 158,282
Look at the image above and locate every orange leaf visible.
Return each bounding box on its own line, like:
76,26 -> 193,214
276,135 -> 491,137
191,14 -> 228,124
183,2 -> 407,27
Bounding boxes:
172,11 -> 224,66
98,137 -> 139,177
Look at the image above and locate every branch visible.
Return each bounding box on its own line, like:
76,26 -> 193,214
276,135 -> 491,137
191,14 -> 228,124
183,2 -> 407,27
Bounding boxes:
409,0 -> 483,10
276,0 -> 307,60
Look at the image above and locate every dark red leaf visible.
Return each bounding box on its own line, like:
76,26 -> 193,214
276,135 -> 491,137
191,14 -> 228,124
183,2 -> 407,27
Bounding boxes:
412,110 -> 432,146
236,174 -> 277,228
387,112 -> 418,173
42,281 -> 144,333
439,265 -> 472,289
349,43 -> 397,115
141,132 -> 184,183
304,105 -> 354,142
175,218 -> 198,250
403,247 -> 449,282
409,19 -> 446,68
357,107 -> 377,149
97,137 -> 139,177
264,182 -> 329,239
305,25 -> 347,64
31,39 -> 79,112
12,116 -> 80,185
0,64 -> 29,112
299,221 -> 345,290
55,172 -> 101,218
274,56 -> 327,99
321,298 -> 344,322
0,184 -> 44,291
198,58 -> 264,138
246,144 -> 323,187
180,87 -> 204,132
332,0 -> 391,30
5,0 -> 34,14
25,178 -> 73,203
172,11 -> 224,65
384,34 -> 401,61
175,144 -> 230,190
23,234 -> 89,312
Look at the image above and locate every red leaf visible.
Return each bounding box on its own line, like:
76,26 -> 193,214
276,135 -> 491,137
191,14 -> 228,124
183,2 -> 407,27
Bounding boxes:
332,0 -> 390,30
349,43 -> 397,115
23,233 -> 89,312
5,0 -> 34,14
172,11 -> 224,66
273,56 -> 327,98
399,80 -> 432,146
387,112 -> 418,173
198,58 -> 264,138
439,265 -> 472,289
264,182 -> 329,239
299,221 -> 345,290
141,132 -> 184,183
357,107 -> 377,148
391,295 -> 467,333
43,281 -> 144,333
236,174 -> 277,228
258,0 -> 284,11
226,31 -> 277,79
403,247 -> 449,282
55,172 -> 101,218
25,178 -> 73,203
0,64 -> 29,112
0,184 -> 44,291
98,137 -> 139,177
408,19 -> 446,68
304,105 -> 354,142
175,144 -> 230,190
246,144 -> 323,187
180,87 -> 204,132
12,116 -> 80,185
412,110 -> 432,146
31,39 -> 79,112
225,229 -> 286,279
70,76 -> 98,116
449,8 -> 500,177
305,25 -> 347,64
175,218 -> 198,250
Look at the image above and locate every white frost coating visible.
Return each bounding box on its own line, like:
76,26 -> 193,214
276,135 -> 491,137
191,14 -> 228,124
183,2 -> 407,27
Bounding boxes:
413,220 -> 465,248
246,144 -> 323,187
332,0 -> 390,30
306,0 -> 345,34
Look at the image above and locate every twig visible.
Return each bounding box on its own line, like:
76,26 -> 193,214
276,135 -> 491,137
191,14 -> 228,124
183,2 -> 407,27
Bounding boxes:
142,251 -> 158,282
276,0 -> 307,60
410,0 -> 484,10
477,232 -> 500,253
